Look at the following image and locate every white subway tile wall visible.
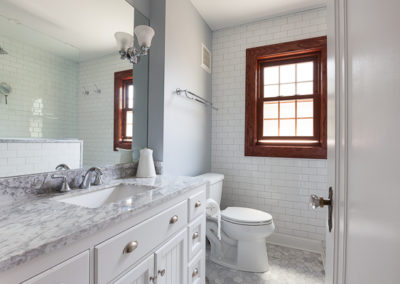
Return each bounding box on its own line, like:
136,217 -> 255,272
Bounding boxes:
78,54 -> 131,167
211,8 -> 328,242
0,36 -> 79,138
0,142 -> 82,177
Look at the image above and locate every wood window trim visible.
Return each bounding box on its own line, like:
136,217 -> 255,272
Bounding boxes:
114,69 -> 133,151
245,36 -> 327,159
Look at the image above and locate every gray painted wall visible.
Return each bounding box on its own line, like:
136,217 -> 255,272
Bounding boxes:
148,0 -> 166,161
126,0 -> 150,18
162,0 -> 212,175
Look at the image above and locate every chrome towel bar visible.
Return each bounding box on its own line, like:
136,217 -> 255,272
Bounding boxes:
176,88 -> 218,111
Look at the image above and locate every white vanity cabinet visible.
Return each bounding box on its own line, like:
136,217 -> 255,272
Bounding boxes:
95,200 -> 188,284
4,184 -> 206,284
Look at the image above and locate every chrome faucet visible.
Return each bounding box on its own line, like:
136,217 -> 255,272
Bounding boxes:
80,167 -> 103,189
55,163 -> 70,171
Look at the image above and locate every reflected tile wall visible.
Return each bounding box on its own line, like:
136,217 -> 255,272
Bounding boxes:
78,53 -> 131,167
0,35 -> 79,139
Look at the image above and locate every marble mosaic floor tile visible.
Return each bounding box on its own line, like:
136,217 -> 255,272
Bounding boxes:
206,244 -> 325,284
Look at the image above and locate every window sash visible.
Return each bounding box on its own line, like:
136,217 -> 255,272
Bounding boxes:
257,54 -> 321,142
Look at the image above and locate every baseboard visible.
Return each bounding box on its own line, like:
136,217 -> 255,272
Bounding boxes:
267,232 -> 323,254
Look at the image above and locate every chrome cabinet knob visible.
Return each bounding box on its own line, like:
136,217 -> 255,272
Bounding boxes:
192,232 -> 199,240
192,268 -> 199,277
158,269 -> 166,277
169,215 -> 179,224
123,240 -> 138,254
195,201 -> 201,208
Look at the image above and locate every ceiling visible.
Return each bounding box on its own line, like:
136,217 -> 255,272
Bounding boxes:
191,0 -> 327,31
0,0 -> 134,61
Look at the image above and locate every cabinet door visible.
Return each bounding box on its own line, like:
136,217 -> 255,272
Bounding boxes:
114,255 -> 154,284
155,230 -> 187,284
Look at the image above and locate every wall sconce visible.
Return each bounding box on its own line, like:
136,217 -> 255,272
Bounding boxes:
114,25 -> 155,64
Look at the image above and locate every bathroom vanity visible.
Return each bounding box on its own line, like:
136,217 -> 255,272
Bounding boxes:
0,176 -> 207,284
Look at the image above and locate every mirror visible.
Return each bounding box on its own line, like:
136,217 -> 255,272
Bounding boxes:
0,0 -> 150,177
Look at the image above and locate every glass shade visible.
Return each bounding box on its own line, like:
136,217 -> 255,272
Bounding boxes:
134,25 -> 155,48
114,32 -> 133,51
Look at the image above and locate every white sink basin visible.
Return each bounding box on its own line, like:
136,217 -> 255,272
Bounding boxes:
56,183 -> 157,208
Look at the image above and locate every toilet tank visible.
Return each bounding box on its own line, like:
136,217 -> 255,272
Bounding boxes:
197,173 -> 224,205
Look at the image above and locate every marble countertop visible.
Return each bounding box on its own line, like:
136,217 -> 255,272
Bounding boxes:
0,175 -> 206,272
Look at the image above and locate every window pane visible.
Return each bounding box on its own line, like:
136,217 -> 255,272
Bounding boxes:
280,83 -> 295,96
280,119 -> 296,136
280,64 -> 295,83
297,118 -> 313,136
264,85 -> 279,98
297,62 -> 313,82
264,102 -> 278,119
297,81 -> 313,95
297,100 -> 313,118
126,124 -> 133,137
264,66 -> 279,85
280,101 -> 295,118
126,110 -> 133,137
263,120 -> 278,136
128,85 -> 134,108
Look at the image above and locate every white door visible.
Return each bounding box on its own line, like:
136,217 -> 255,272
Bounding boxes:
155,230 -> 188,284
114,255 -> 155,284
326,0 -> 400,283
344,0 -> 400,283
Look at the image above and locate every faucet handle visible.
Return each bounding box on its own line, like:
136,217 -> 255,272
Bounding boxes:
93,171 -> 103,185
51,174 -> 71,193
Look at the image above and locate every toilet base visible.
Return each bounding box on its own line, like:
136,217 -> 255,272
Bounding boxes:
208,237 -> 270,273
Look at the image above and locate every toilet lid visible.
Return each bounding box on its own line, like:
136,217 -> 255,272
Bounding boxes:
221,207 -> 273,225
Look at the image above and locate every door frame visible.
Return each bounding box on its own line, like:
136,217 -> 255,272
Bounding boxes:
327,0 -> 348,283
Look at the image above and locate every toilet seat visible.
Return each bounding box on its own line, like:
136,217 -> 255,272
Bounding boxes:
221,207 -> 273,226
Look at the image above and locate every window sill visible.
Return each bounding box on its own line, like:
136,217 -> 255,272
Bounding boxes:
245,142 -> 327,159
113,142 -> 132,152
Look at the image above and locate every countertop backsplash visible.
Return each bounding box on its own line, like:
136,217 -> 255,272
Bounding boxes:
0,161 -> 164,204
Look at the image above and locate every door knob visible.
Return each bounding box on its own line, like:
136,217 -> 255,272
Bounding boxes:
158,269 -> 166,277
310,187 -> 333,232
310,195 -> 331,209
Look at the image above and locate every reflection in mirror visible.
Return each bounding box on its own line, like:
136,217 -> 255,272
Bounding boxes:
0,0 -> 150,177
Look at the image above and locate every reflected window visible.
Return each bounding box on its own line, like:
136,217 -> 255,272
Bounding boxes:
114,69 -> 133,151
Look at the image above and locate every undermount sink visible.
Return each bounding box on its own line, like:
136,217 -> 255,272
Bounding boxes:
56,183 -> 157,208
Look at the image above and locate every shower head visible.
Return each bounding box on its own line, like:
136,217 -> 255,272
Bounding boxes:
0,46 -> 7,55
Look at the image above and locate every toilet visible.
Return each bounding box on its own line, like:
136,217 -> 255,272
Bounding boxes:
198,173 -> 275,273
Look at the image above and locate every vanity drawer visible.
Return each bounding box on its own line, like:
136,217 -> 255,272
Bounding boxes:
22,250 -> 89,284
187,251 -> 205,284
188,189 -> 206,221
188,215 -> 205,260
95,200 -> 188,284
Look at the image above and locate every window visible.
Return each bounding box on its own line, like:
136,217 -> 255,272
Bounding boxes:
245,37 -> 327,158
114,69 -> 133,151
